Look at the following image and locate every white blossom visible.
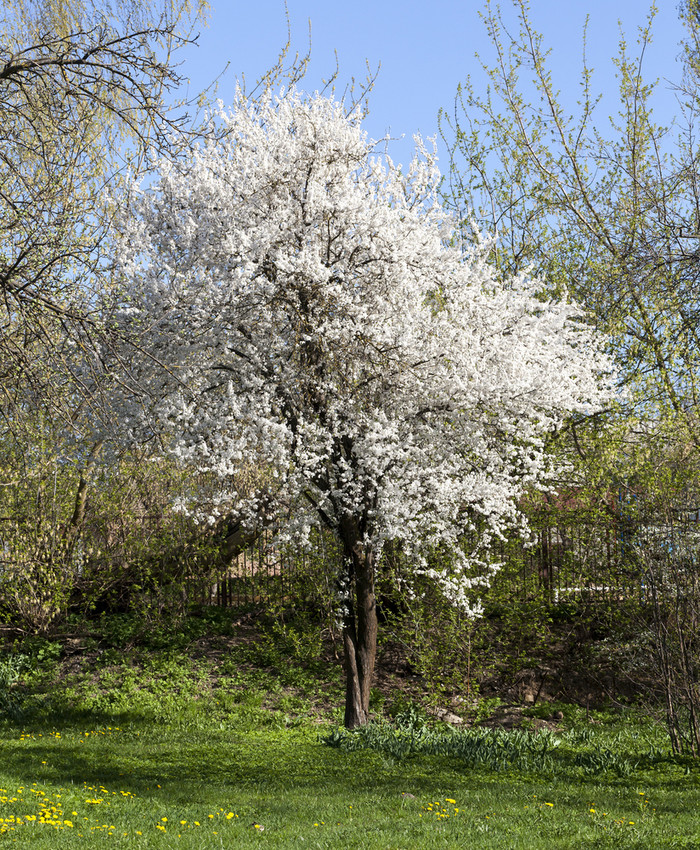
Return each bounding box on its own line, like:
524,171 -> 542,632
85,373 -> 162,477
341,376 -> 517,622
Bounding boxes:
116,88 -> 615,612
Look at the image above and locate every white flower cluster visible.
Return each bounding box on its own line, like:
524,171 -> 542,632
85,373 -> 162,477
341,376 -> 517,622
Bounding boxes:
116,89 -> 614,611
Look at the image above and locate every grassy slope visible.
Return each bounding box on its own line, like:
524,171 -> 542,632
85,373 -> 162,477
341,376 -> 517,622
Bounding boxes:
0,610 -> 699,849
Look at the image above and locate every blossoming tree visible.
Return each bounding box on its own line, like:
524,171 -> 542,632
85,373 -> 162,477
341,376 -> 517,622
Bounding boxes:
117,90 -> 613,727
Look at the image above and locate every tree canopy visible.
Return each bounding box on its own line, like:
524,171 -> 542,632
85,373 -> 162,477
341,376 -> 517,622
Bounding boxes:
116,89 -> 614,725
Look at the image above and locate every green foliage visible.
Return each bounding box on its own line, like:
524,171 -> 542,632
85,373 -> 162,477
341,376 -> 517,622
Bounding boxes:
386,696 -> 431,731
0,653 -> 28,719
277,528 -> 345,639
0,419 -> 91,633
0,420 -> 226,634
76,454 -> 222,622
377,544 -> 486,702
322,720 -> 655,779
267,613 -> 325,666
632,530 -> 700,757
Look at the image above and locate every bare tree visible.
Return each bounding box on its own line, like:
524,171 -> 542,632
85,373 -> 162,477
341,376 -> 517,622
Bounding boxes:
0,0 -> 210,425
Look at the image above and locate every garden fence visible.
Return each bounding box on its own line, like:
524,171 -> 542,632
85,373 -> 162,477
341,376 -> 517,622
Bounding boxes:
186,529 -> 341,608
184,514 -> 694,609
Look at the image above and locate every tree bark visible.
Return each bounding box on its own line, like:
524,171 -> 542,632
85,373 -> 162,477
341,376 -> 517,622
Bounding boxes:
67,441 -> 103,534
340,526 -> 378,729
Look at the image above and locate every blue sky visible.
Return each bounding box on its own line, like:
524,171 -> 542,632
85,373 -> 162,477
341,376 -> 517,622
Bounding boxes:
177,1 -> 687,168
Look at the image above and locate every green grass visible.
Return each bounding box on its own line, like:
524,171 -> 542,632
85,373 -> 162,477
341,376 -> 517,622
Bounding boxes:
1,613 -> 700,848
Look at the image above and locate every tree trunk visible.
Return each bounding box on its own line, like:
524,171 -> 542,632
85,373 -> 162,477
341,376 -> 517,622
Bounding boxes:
67,441 -> 103,536
340,527 -> 378,729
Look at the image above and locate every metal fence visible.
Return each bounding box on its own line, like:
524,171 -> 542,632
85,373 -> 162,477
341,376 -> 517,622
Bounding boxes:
187,529 -> 341,608
491,518 -> 645,604
186,515 -> 664,609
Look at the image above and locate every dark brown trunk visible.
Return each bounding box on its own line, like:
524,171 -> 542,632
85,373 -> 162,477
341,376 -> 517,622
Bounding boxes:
64,440 -> 103,550
340,528 -> 378,729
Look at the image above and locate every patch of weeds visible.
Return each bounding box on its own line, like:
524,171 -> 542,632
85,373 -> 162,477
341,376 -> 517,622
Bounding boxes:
270,612 -> 323,662
80,609 -> 236,652
276,693 -> 309,714
386,695 -> 431,728
470,695 -> 504,724
0,653 -> 29,719
6,636 -> 62,680
323,717 -> 662,780
92,613 -> 147,648
369,687 -> 386,714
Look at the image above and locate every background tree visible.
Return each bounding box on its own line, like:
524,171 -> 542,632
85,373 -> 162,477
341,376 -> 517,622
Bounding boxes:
0,0 -> 326,638
0,0 -> 209,425
439,0 -> 700,519
0,0 -> 211,635
116,89 -> 613,727
439,0 -> 700,749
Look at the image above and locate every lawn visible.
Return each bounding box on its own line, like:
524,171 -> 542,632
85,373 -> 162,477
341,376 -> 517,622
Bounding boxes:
1,612 -> 699,849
